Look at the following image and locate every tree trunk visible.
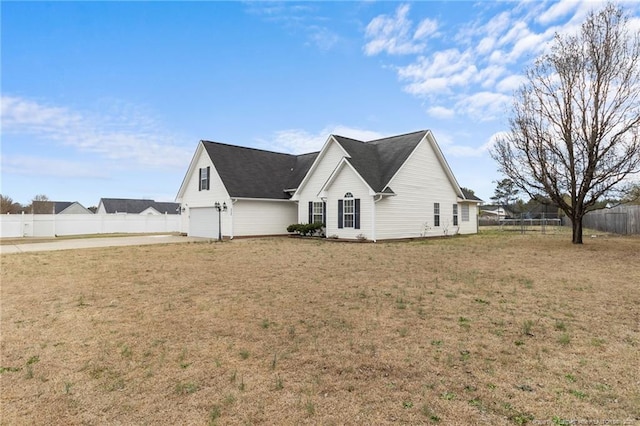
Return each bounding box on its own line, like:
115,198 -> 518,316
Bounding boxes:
571,214 -> 583,244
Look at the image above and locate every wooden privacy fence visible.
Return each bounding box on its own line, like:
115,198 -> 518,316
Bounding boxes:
0,213 -> 182,238
582,205 -> 640,235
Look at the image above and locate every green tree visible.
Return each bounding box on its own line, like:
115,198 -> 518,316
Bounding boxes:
460,187 -> 475,195
491,3 -> 640,244
490,179 -> 520,206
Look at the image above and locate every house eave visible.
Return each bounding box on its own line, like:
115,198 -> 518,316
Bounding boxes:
231,197 -> 295,203
458,198 -> 482,204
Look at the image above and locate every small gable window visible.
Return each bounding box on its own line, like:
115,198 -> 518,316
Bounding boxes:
453,204 -> 458,226
338,193 -> 360,229
199,166 -> 210,191
434,202 -> 440,227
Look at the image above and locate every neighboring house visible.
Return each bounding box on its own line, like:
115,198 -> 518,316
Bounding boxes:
54,201 -> 93,214
480,205 -> 514,221
31,201 -> 93,214
97,198 -> 180,215
176,130 -> 482,241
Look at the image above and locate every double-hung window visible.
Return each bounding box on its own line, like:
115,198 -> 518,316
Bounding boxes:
338,192 -> 360,229
453,204 -> 459,226
308,201 -> 326,225
434,203 -> 440,227
343,193 -> 355,228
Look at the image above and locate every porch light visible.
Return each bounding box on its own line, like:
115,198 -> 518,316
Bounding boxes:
214,202 -> 227,241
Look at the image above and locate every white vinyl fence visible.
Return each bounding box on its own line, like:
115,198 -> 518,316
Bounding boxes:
0,213 -> 182,238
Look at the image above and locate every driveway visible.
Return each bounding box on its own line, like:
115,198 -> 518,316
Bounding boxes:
0,235 -> 207,255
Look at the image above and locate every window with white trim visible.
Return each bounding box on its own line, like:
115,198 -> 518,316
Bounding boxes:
453,204 -> 458,226
461,204 -> 470,222
312,201 -> 324,224
434,203 -> 440,227
343,193 -> 354,228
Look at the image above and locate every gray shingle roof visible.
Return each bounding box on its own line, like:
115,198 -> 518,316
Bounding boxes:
53,202 -> 74,214
333,130 -> 427,192
100,198 -> 180,214
461,188 -> 483,202
202,141 -> 318,199
200,130 -> 480,200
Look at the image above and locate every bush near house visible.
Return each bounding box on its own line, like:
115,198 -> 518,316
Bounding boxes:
286,222 -> 324,236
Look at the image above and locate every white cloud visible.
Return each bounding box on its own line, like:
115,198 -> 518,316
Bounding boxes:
537,0 -> 580,25
364,4 -> 438,56
455,92 -> 512,122
244,2 -> 340,52
414,18 -> 438,40
360,1 -> 639,127
398,48 -> 476,96
444,131 -> 508,158
496,74 -> 525,93
497,20 -> 529,47
262,125 -> 386,154
307,26 -> 340,51
1,96 -> 192,169
1,154 -> 111,179
476,36 -> 496,55
630,16 -> 640,33
476,65 -> 508,89
427,106 -> 455,119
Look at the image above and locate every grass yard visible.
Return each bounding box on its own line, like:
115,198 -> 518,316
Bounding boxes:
1,230 -> 639,425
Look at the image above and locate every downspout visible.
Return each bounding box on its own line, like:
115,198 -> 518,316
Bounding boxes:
230,198 -> 238,240
319,197 -> 326,238
372,194 -> 384,243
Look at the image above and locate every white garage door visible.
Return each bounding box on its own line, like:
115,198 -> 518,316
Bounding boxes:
189,207 -> 219,238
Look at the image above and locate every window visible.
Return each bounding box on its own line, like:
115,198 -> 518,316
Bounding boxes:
461,204 -> 470,222
434,203 -> 440,227
199,167 -> 210,191
338,192 -> 360,229
453,204 -> 458,226
344,194 -> 355,228
308,201 -> 325,225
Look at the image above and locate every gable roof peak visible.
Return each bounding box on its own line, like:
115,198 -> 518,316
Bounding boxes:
327,130 -> 428,193
366,129 -> 428,145
331,134 -> 366,144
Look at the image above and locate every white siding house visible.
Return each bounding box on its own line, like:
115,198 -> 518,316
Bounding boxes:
176,130 -> 482,240
176,141 -> 310,239
292,139 -> 348,224
373,138 -> 460,239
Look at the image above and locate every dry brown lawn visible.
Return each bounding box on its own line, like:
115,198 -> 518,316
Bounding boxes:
1,230 -> 639,425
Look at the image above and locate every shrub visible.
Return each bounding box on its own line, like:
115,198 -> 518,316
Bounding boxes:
286,223 -> 324,237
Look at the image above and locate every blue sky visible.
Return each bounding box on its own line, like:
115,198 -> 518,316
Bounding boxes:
2,1 -> 639,207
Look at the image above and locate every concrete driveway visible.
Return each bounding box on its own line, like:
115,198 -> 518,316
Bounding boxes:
0,235 -> 207,255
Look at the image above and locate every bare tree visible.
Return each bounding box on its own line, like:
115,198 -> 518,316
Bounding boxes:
622,182 -> 640,204
491,3 -> 640,244
0,194 -> 23,214
30,194 -> 53,214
